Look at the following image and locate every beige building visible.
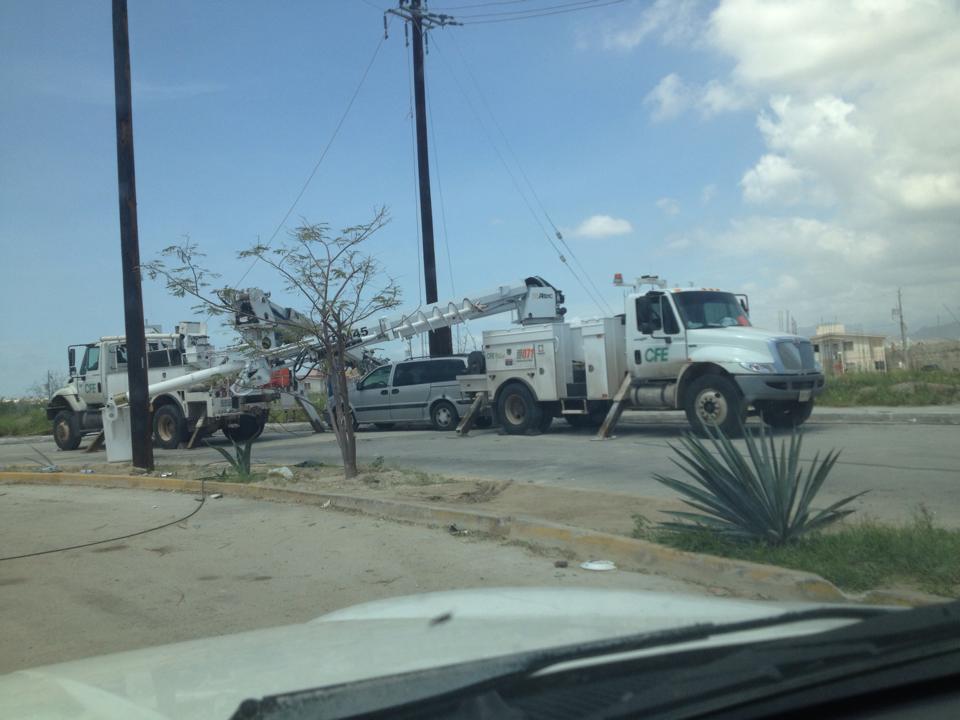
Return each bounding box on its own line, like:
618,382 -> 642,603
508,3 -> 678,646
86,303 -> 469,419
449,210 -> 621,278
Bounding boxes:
811,324 -> 888,375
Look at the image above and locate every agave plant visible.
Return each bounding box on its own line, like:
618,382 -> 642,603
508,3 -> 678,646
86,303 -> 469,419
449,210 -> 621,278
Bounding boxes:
206,438 -> 254,481
654,424 -> 865,545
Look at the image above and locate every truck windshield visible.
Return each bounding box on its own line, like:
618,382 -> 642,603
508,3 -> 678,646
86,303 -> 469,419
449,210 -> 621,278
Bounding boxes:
673,291 -> 751,329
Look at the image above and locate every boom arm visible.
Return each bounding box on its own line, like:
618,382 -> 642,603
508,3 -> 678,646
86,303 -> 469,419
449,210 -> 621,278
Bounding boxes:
227,277 -> 565,386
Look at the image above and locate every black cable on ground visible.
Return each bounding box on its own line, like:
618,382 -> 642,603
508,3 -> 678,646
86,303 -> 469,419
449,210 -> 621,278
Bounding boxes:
0,479 -> 207,563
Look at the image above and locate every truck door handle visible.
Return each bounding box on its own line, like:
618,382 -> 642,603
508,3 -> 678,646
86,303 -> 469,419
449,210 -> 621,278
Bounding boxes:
98,383 -> 101,392
391,388 -> 399,394
380,390 -> 388,395
635,350 -> 642,364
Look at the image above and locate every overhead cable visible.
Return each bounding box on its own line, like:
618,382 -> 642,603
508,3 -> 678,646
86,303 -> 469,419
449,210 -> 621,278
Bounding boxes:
233,31 -> 387,289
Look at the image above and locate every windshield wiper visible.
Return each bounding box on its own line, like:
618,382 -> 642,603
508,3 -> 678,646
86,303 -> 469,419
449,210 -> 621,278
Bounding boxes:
231,605 -> 891,720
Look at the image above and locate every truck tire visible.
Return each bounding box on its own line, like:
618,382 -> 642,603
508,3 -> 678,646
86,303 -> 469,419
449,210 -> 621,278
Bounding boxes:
760,400 -> 814,429
222,414 -> 260,444
252,413 -> 269,440
430,400 -> 459,431
52,410 -> 82,451
684,374 -> 745,438
537,412 -> 554,433
153,405 -> 186,450
497,383 -> 542,435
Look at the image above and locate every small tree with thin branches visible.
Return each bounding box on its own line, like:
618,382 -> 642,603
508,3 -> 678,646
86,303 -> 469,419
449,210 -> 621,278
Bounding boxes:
145,208 -> 399,479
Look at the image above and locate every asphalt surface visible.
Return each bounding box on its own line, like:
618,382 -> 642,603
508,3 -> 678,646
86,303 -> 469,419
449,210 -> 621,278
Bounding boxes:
0,484 -> 702,673
4,414 -> 960,527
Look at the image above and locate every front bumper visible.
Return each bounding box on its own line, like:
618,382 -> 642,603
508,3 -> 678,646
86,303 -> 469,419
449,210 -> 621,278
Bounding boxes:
734,373 -> 825,403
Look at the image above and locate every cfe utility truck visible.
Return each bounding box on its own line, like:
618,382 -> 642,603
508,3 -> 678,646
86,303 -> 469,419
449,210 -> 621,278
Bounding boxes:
291,274 -> 824,437
47,317 -> 325,454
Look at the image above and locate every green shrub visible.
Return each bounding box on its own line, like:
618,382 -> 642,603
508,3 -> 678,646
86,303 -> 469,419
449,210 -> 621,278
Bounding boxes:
207,438 -> 254,481
653,424 -> 865,546
818,369 -> 960,406
0,401 -> 49,437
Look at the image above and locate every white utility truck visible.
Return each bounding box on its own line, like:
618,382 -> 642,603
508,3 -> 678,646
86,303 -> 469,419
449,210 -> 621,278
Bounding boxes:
454,275 -> 824,436
46,322 -> 292,451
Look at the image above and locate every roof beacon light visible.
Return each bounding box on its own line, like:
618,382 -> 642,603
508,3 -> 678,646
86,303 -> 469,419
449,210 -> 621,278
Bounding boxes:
613,273 -> 624,286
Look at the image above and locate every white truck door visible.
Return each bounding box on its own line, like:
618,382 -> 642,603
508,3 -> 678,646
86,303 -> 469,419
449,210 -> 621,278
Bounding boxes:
77,344 -> 106,406
629,292 -> 686,380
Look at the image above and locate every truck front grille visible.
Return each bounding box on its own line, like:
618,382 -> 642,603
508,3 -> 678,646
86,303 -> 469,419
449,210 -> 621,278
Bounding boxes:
777,340 -> 816,371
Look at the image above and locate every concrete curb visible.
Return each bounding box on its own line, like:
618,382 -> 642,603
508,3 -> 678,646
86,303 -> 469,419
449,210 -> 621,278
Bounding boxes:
1,470 -> 853,604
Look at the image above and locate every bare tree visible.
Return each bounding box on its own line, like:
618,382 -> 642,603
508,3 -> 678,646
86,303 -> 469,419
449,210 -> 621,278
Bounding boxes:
27,370 -> 68,400
145,209 -> 400,479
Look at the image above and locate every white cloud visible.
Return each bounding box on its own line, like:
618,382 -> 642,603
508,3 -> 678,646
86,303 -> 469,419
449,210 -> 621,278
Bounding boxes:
656,197 -> 680,216
572,214 -> 633,238
613,0 -> 960,327
701,184 -> 717,203
602,0 -> 706,50
644,73 -> 692,121
644,73 -> 751,121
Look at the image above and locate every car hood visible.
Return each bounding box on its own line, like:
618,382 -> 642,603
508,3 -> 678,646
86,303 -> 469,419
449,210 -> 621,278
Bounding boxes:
0,588 -> 849,719
686,327 -> 802,365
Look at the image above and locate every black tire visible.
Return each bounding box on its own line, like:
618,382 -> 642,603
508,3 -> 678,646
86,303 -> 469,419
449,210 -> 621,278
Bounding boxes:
222,413 -> 260,444
153,405 -> 187,449
252,413 -> 269,440
52,410 -> 82,451
537,411 -> 554,433
497,383 -> 542,435
374,423 -> 396,430
684,374 -> 745,438
760,400 -> 814,429
430,400 -> 459,431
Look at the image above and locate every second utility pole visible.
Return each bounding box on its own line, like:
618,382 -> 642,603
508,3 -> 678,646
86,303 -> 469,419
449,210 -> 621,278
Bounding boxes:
390,0 -> 457,356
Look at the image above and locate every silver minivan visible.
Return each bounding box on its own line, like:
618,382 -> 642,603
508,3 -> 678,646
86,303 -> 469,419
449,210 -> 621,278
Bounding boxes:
349,356 -> 486,431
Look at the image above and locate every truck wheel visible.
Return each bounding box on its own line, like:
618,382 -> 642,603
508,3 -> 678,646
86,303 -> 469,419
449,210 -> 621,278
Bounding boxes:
760,400 -> 814,429
52,410 -> 82,451
537,411 -> 554,433
153,405 -> 186,449
222,414 -> 260,444
430,400 -> 459,431
684,375 -> 745,438
497,383 -> 542,435
252,413 -> 269,440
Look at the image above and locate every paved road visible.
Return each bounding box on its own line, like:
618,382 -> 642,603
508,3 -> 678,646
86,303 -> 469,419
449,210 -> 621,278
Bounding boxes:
0,484 -> 702,673
4,417 -> 960,526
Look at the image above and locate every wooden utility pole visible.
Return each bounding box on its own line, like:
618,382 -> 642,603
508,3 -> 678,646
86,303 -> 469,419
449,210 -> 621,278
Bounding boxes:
387,0 -> 459,357
112,0 -> 154,470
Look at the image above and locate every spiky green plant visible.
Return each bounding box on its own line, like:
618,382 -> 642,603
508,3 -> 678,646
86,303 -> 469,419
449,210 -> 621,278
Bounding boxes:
653,424 -> 865,546
206,438 -> 254,481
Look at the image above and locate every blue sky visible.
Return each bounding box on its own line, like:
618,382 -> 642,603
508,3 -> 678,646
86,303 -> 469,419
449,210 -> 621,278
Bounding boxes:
2,1 -> 958,396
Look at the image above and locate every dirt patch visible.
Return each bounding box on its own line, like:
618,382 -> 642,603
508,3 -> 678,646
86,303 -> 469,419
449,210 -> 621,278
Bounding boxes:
0,460 -> 687,539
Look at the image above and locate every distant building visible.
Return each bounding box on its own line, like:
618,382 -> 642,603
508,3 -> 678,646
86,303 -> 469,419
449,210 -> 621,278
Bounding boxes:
811,324 -> 888,375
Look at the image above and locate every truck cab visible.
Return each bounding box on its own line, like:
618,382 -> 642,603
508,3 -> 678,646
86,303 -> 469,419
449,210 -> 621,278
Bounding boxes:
624,288 -> 824,433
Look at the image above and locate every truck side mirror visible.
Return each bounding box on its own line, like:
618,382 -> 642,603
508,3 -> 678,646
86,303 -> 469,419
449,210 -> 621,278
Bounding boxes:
68,348 -> 76,376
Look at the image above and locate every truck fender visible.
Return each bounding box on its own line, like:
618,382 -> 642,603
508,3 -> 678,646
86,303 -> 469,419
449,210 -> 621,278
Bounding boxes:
46,392 -> 86,419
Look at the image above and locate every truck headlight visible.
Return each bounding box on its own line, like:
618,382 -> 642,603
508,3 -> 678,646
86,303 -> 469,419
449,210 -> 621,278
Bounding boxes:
739,362 -> 777,374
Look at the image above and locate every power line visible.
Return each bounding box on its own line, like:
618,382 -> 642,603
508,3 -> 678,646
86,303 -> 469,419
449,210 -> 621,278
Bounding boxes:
233,32 -> 386,289
445,34 -> 615,315
456,0 -> 633,24
433,0 -> 538,9
430,35 -> 609,316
